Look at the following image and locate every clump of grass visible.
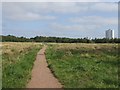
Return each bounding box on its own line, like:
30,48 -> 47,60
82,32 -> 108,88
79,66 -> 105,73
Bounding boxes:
46,43 -> 118,88
2,42 -> 42,88
0,45 -> 2,90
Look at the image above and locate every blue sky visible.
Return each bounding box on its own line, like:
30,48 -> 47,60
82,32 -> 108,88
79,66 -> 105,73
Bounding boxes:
2,0 -> 119,38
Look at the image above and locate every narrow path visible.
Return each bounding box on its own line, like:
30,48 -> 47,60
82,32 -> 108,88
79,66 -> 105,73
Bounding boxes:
27,46 -> 62,88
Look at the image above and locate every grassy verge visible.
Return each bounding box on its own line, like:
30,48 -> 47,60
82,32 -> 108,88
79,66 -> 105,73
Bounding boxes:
0,43 -> 2,89
46,43 -> 118,88
2,42 -> 42,88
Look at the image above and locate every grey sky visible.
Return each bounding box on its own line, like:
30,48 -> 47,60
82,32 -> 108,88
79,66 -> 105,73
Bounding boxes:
1,0 -> 119,38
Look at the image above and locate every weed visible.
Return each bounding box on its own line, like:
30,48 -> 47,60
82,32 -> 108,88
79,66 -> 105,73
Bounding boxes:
46,43 -> 118,88
2,42 -> 42,88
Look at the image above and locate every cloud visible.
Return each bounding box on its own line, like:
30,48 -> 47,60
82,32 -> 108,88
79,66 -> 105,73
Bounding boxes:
3,2 -> 87,15
2,2 -> 118,38
6,12 -> 56,21
50,23 -> 81,31
50,15 -> 117,32
69,16 -> 118,25
3,2 -> 57,21
1,0 -> 101,2
3,2 -> 118,21
1,0 -> 120,2
91,3 -> 118,12
50,22 -> 100,31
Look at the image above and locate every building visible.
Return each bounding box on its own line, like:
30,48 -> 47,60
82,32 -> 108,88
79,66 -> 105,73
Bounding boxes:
84,37 -> 92,40
106,29 -> 114,39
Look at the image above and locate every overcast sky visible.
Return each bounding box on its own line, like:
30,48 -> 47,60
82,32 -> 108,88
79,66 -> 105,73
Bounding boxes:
2,0 -> 119,38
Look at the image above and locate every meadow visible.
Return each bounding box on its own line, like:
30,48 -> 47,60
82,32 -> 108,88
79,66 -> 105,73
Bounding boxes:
0,43 -> 2,89
1,42 -> 119,88
46,43 -> 118,88
2,42 -> 42,88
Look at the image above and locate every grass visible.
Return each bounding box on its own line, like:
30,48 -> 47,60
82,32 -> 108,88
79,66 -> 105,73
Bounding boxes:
2,42 -> 42,88
46,43 -> 118,88
0,42 -> 2,89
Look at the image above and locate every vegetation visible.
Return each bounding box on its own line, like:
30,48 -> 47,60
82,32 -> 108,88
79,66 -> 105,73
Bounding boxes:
0,42 -> 2,89
2,35 -> 120,43
46,43 -> 118,88
1,41 -> 119,88
2,42 -> 42,88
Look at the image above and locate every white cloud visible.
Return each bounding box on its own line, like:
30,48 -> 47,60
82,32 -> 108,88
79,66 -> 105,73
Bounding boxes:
50,15 -> 117,32
2,0 -> 120,2
3,2 -> 57,21
1,0 -> 101,2
22,2 -> 118,13
69,16 -> 118,25
6,12 -> 56,21
3,2 -> 118,21
91,3 -> 118,12
50,23 -> 81,31
50,22 -> 100,31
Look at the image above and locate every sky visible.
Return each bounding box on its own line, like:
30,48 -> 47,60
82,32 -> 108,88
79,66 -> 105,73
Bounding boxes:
1,0 -> 119,38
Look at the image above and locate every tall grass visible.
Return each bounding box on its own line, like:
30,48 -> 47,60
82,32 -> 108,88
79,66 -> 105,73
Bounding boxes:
2,42 -> 42,88
46,43 -> 118,88
0,42 -> 2,89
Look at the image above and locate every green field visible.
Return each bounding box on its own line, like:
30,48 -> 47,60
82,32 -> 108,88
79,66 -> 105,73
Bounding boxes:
2,43 -> 119,88
0,43 -> 2,89
2,42 -> 42,88
46,43 -> 118,88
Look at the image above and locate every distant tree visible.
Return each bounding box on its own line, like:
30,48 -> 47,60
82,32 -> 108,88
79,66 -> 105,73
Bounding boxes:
1,35 -> 120,43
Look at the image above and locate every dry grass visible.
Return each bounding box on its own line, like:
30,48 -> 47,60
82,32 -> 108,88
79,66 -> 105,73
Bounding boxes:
52,43 -> 118,49
2,42 -> 42,88
0,42 -> 2,89
46,43 -> 118,88
2,42 -> 42,66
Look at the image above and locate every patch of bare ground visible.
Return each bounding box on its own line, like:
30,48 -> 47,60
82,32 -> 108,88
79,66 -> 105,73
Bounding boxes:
27,46 -> 62,88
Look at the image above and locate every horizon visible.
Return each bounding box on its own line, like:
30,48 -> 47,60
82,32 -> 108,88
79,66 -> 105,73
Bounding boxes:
2,1 -> 118,38
2,34 -> 120,39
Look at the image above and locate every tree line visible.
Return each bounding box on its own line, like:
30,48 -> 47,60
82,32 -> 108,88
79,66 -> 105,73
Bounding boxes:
1,35 -> 120,43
